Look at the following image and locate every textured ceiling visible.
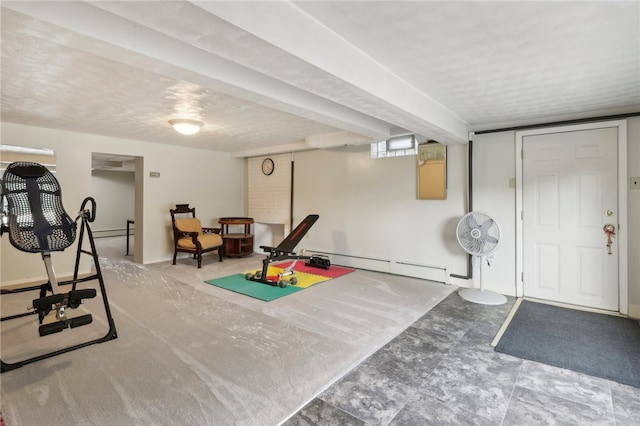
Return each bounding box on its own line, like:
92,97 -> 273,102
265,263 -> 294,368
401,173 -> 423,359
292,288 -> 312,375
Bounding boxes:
2,1 -> 639,157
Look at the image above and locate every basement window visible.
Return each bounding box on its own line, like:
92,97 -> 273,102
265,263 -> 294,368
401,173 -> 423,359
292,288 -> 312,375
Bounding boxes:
370,134 -> 416,158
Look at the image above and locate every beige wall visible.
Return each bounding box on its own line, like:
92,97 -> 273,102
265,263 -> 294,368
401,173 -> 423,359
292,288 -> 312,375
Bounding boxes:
1,123 -> 245,285
91,169 -> 135,236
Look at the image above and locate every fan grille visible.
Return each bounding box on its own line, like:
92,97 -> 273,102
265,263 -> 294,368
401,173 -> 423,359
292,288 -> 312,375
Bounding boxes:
456,212 -> 501,256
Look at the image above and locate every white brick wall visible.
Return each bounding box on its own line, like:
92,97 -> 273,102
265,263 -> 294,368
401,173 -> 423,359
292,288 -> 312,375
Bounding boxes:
248,154 -> 291,231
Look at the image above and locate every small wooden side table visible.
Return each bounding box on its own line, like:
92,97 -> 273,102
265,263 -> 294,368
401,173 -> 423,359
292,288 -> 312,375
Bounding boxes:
218,217 -> 254,257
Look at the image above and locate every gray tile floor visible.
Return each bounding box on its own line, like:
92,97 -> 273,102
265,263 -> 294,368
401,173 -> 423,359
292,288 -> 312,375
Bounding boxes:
283,293 -> 640,426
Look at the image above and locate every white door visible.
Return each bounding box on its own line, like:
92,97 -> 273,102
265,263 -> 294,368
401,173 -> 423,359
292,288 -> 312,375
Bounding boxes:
522,127 -> 619,311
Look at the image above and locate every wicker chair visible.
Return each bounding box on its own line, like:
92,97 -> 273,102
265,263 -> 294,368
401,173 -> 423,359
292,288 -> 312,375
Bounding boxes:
170,204 -> 223,268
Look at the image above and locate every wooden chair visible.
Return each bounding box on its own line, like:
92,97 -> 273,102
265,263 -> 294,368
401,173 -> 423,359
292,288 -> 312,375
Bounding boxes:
170,204 -> 223,268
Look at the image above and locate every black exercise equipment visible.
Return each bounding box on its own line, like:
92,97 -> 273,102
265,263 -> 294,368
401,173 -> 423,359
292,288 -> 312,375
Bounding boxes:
1,162 -> 117,373
245,214 -> 319,287
305,254 -> 331,270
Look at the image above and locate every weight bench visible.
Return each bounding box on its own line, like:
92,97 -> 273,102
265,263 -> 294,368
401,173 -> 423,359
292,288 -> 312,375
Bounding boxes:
1,161 -> 117,373
245,214 -> 327,287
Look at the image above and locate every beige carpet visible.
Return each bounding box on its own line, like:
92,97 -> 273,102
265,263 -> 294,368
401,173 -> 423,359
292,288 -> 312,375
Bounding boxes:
1,237 -> 453,425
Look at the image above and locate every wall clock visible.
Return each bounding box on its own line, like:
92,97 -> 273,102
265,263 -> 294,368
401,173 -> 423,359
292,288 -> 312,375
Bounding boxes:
262,158 -> 274,175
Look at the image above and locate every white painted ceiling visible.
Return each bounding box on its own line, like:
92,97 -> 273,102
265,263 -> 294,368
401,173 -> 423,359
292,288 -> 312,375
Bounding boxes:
2,1 -> 639,158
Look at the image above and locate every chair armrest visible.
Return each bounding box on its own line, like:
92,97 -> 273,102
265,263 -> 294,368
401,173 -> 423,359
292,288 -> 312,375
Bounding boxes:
202,227 -> 221,235
176,230 -> 201,247
177,230 -> 198,238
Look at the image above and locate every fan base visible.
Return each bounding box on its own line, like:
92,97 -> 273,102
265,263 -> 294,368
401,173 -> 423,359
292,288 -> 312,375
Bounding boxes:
458,288 -> 507,305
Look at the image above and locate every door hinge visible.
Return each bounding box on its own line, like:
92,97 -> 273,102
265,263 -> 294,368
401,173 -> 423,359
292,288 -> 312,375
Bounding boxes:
521,149 -> 524,160
521,272 -> 524,282
521,210 -> 523,220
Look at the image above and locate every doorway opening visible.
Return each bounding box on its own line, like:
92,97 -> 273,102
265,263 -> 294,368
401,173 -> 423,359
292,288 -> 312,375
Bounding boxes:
91,153 -> 143,264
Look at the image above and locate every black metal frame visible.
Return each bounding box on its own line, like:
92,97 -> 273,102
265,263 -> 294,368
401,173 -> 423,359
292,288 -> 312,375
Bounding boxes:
246,214 -> 318,287
1,197 -> 118,373
1,161 -> 118,373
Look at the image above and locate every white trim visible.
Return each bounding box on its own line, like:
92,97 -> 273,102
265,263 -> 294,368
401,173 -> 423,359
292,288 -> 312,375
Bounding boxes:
628,304 -> 640,320
0,144 -> 55,156
491,297 -> 523,347
307,250 -> 449,284
522,297 -> 630,318
515,120 -> 628,315
618,121 -> 628,316
515,135 -> 524,297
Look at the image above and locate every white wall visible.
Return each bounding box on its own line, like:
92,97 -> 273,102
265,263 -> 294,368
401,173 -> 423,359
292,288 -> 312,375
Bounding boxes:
90,170 -> 135,236
293,145 -> 469,283
1,123 -> 245,285
248,153 -> 292,231
472,131 -> 518,298
626,117 -> 640,317
290,118 -> 639,316
472,117 -> 640,316
4,117 -> 637,315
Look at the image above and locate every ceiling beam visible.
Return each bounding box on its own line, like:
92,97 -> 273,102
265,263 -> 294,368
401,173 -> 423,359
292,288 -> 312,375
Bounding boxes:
3,1 -> 392,142
197,1 -> 469,144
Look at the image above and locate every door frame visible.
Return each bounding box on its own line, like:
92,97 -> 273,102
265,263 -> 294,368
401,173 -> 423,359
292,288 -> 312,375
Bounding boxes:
515,120 -> 628,314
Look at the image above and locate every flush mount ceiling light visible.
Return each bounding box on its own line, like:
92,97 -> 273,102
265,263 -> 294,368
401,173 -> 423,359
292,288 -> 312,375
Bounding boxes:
168,119 -> 203,135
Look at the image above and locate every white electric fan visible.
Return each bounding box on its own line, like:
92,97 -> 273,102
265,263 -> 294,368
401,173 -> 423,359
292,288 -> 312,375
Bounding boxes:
456,212 -> 507,305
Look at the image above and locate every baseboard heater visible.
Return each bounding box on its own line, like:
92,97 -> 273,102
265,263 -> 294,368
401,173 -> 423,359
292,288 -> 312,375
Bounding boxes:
307,250 -> 449,284
94,228 -> 130,238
